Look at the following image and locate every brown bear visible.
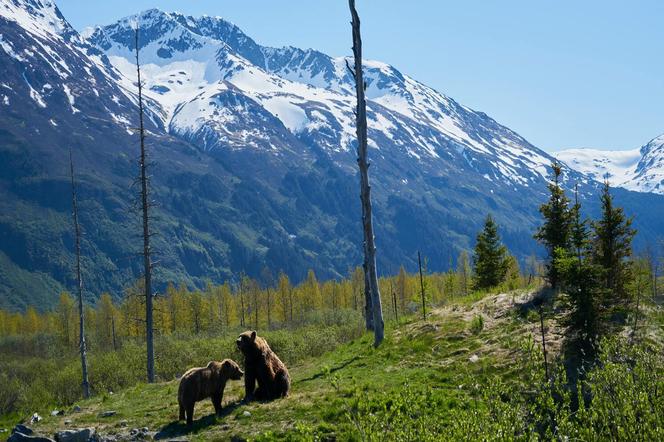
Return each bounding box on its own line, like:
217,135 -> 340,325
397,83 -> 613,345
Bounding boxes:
236,330 -> 290,401
177,359 -> 244,426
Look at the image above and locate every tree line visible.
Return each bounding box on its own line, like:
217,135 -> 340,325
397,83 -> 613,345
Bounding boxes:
0,260 -> 535,348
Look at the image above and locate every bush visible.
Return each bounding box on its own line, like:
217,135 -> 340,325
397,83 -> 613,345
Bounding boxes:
337,336 -> 664,441
469,314 -> 484,335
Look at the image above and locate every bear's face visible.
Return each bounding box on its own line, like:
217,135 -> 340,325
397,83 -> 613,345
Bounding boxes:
236,330 -> 258,355
221,359 -> 244,380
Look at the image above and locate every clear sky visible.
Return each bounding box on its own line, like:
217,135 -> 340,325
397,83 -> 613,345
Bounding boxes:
57,0 -> 664,152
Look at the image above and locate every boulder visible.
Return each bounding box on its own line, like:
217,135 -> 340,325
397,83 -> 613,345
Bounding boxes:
54,428 -> 96,442
12,425 -> 33,435
8,432 -> 55,442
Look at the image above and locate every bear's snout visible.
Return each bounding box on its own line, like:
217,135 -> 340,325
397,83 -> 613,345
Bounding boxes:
233,368 -> 244,380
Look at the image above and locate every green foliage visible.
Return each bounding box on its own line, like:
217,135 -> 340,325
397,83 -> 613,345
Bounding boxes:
472,214 -> 509,290
592,181 -> 637,306
340,337 -> 664,441
534,162 -> 573,289
0,320 -> 363,416
469,314 -> 484,335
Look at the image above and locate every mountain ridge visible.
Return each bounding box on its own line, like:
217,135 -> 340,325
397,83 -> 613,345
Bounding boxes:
1,0 -> 663,311
556,133 -> 664,194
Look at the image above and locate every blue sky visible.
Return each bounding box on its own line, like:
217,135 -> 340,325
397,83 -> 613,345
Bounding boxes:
57,0 -> 664,152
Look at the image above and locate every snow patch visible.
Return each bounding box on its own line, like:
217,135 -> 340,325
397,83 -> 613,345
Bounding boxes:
62,84 -> 79,113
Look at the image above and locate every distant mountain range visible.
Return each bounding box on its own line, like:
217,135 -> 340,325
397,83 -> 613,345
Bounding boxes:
1,0 -> 663,310
556,134 -> 664,195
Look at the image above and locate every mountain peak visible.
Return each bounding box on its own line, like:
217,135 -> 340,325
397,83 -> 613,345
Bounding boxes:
0,0 -> 76,39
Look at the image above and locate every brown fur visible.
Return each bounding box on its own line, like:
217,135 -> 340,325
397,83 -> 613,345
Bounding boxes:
236,330 -> 290,401
177,359 -> 243,426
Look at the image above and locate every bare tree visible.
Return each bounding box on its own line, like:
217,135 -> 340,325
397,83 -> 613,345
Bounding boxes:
347,0 -> 384,346
69,148 -> 90,399
134,26 -> 155,383
418,251 -> 426,320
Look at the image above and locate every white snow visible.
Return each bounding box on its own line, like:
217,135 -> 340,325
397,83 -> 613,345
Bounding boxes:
82,9 -> 585,188
0,34 -> 26,61
2,95 -> 8,105
0,0 -> 72,40
21,71 -> 46,108
62,84 -> 79,113
261,95 -> 308,132
555,148 -> 641,186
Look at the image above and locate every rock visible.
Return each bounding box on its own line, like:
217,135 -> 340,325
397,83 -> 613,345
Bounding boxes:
98,411 -> 117,418
51,410 -> 64,416
13,425 -> 33,435
469,354 -> 480,363
8,430 -> 55,442
64,421 -> 72,426
220,424 -> 230,431
117,421 -> 128,427
242,411 -> 251,417
54,428 -> 96,442
30,413 -> 42,423
72,406 -> 82,413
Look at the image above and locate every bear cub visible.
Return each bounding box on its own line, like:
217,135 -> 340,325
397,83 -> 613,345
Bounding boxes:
236,330 -> 290,401
178,359 -> 244,426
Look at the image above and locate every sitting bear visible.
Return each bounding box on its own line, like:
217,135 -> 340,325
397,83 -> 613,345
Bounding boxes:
236,330 -> 290,401
178,359 -> 244,426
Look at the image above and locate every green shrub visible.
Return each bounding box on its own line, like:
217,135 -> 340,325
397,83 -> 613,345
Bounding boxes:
469,314 -> 484,335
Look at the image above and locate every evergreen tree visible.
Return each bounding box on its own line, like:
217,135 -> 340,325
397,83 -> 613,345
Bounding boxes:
592,181 -> 636,307
535,162 -> 572,289
555,191 -> 603,350
473,215 -> 509,290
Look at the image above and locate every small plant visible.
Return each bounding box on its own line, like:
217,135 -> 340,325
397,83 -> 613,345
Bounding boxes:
469,314 -> 484,335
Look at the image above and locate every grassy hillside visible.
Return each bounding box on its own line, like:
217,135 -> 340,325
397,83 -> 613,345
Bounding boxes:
3,289 -> 663,441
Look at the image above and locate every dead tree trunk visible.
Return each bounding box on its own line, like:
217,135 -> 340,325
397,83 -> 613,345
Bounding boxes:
266,287 -> 272,330
111,315 -> 117,351
363,269 -> 373,330
135,27 -> 155,383
348,0 -> 384,347
69,148 -> 90,399
239,279 -> 246,327
391,281 -> 398,322
418,251 -> 426,320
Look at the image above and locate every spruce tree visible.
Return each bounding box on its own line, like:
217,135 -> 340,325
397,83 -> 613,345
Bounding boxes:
555,187 -> 602,348
473,214 -> 509,290
535,162 -> 572,289
592,180 -> 636,307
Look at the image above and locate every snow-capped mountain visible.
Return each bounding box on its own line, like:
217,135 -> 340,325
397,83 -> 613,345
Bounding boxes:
85,9 -> 554,186
2,0 -> 664,309
557,134 -> 664,195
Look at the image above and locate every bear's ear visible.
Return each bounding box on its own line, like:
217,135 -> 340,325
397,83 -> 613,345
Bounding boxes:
250,330 -> 257,341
